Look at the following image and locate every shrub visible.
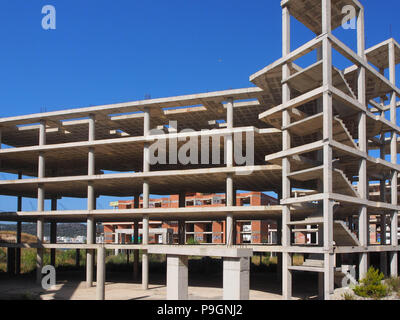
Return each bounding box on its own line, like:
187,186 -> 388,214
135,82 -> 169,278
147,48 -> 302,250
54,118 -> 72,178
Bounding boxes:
20,292 -> 39,300
386,277 -> 400,294
342,292 -> 355,300
353,267 -> 388,299
0,249 -> 6,263
186,238 -> 199,245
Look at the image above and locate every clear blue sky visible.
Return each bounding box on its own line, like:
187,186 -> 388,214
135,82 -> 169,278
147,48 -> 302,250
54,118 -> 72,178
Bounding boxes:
0,0 -> 399,213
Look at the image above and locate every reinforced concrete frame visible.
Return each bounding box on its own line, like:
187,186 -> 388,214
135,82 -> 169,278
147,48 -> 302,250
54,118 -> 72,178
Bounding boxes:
0,0 -> 399,301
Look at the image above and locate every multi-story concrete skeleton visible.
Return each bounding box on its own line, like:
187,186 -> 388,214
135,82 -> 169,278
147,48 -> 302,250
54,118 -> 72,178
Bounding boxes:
0,0 -> 399,300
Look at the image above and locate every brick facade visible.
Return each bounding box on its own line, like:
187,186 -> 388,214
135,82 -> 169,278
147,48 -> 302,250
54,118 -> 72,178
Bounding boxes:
104,192 -> 278,245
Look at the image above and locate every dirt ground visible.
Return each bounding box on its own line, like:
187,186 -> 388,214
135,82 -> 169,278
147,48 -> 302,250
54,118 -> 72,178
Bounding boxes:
0,270 -> 320,300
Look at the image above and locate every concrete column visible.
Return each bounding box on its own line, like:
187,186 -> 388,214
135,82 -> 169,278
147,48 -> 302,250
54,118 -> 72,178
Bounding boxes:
86,217 -> 94,288
36,217 -> 44,285
134,194 -> 140,209
16,221 -> 22,275
133,194 -> 140,278
178,192 -> 186,244
142,107 -> 151,289
36,120 -> 46,285
37,184 -> 45,212
88,148 -> 95,176
142,215 -> 149,290
50,197 -> 57,267
86,182 -> 96,284
226,174 -> 235,246
142,219 -> 149,241
321,4 -> 335,298
316,272 -> 323,300
281,4 -> 292,300
114,231 -> 119,256
357,7 -> 369,280
88,114 -> 96,142
96,246 -> 106,300
133,220 -> 139,280
16,175 -> 22,275
225,97 -> 235,246
223,257 -> 250,300
142,181 -> 150,289
379,112 -> 388,276
226,97 -> 234,167
388,41 -> 398,278
226,214 -> 234,246
50,222 -> 57,267
37,120 -> 46,199
37,153 -> 45,212
276,219 -> 282,279
380,214 -> 388,276
86,114 -> 96,287
166,255 -> 188,300
178,221 -> 185,245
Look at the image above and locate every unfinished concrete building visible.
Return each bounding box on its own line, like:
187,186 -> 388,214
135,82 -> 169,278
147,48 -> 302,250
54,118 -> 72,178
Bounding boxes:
0,0 -> 399,300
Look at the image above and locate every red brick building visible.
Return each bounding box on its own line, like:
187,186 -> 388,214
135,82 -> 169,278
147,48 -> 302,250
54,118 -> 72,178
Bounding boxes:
103,192 -> 278,245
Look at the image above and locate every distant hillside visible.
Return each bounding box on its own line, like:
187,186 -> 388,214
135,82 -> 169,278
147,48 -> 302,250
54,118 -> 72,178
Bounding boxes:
0,231 -> 37,243
0,223 -> 104,238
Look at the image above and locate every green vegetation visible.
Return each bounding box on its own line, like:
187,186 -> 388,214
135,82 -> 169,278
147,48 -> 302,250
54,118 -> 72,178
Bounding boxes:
386,276 -> 400,297
342,292 -> 355,300
0,248 -> 87,274
186,238 -> 199,245
19,292 -> 40,300
353,267 -> 389,299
